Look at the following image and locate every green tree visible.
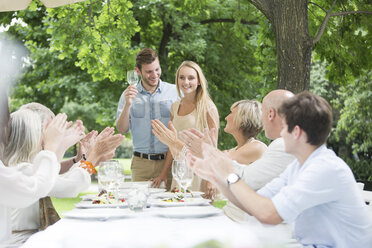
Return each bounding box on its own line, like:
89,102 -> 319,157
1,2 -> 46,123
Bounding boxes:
1,0 -> 371,158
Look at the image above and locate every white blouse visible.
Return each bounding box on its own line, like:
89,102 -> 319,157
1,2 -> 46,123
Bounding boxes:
0,151 -> 60,243
11,163 -> 91,231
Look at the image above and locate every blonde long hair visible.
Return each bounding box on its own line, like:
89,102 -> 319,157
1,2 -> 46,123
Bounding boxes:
3,109 -> 42,166
175,61 -> 219,131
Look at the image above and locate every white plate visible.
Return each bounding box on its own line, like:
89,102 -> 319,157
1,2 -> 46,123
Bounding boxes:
80,194 -> 128,201
155,206 -> 222,218
149,188 -> 167,194
75,201 -> 127,209
152,191 -> 204,199
119,188 -> 166,195
149,198 -> 211,207
119,181 -> 152,189
64,208 -> 134,220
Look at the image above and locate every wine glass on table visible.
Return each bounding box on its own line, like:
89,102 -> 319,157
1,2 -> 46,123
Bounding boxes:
127,70 -> 138,86
173,159 -> 194,204
98,161 -> 124,202
172,160 -> 182,187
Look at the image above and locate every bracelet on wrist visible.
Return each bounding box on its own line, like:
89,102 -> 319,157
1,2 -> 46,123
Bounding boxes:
79,160 -> 97,174
82,154 -> 87,161
73,158 -> 77,164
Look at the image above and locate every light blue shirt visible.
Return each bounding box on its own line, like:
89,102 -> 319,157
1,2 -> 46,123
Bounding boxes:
258,145 -> 372,247
116,80 -> 179,154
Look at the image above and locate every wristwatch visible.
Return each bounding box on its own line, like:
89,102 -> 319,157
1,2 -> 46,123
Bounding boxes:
226,173 -> 240,187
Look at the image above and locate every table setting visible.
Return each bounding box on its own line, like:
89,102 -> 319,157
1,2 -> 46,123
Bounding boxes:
22,159 -> 297,247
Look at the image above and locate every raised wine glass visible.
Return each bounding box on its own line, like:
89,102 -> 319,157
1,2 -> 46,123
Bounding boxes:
127,70 -> 138,86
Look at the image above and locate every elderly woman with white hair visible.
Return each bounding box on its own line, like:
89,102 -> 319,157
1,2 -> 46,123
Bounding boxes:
3,109 -> 87,245
0,92 -> 78,244
4,104 -> 125,246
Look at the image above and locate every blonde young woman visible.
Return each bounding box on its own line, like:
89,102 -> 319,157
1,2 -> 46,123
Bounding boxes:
151,61 -> 219,197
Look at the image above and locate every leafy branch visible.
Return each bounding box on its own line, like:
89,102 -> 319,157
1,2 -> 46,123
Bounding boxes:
313,0 -> 372,45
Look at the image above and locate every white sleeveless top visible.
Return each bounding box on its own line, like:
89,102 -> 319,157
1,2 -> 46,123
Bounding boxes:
223,138 -> 262,222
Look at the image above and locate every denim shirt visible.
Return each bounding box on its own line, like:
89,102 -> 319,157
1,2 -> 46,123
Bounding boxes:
116,80 -> 179,154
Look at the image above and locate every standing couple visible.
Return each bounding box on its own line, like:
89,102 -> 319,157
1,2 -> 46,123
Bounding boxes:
116,48 -> 219,198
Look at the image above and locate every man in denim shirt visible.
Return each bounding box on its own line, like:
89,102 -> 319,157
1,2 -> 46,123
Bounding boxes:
116,48 -> 178,190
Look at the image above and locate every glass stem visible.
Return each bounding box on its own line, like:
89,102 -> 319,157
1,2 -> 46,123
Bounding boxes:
183,187 -> 186,206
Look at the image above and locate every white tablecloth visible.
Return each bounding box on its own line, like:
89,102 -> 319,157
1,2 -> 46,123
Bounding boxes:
22,205 -> 293,248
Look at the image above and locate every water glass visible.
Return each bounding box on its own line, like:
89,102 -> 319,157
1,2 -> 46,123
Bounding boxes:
127,183 -> 149,212
127,70 -> 138,86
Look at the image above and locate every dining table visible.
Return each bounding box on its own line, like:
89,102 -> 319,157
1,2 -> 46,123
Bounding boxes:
22,184 -> 296,248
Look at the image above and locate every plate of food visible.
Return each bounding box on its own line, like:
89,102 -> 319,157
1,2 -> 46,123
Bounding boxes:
152,191 -> 204,199
80,190 -> 121,201
149,197 -> 211,207
64,208 -> 134,220
76,191 -> 127,208
155,206 -> 222,218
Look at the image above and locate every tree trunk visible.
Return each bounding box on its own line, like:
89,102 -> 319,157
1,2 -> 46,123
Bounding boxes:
248,0 -> 313,92
158,15 -> 172,82
272,0 -> 312,92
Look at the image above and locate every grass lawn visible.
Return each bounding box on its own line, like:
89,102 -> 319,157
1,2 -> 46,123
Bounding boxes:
52,158 -> 227,216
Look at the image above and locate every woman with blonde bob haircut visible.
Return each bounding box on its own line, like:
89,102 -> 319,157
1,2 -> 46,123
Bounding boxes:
222,99 -> 267,222
225,100 -> 266,164
152,61 -> 219,198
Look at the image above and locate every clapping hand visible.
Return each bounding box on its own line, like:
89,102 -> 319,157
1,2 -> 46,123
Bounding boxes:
43,113 -> 71,161
179,128 -> 217,158
187,143 -> 235,186
59,120 -> 86,154
86,127 -> 125,166
151,120 -> 178,147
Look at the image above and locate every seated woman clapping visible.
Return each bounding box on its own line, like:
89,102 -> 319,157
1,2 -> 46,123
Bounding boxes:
4,109 -> 87,244
179,100 -> 267,222
0,109 -> 74,243
20,102 -> 96,174
4,109 -> 124,245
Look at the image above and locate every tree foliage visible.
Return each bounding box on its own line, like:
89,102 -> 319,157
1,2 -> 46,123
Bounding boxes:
1,0 -> 371,163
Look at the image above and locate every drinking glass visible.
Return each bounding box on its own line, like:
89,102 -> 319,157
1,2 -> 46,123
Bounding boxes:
172,160 -> 182,186
98,161 -> 124,200
127,70 -> 138,86
172,159 -> 194,202
127,183 -> 149,212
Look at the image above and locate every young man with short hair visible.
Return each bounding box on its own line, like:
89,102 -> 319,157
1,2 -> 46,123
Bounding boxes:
116,48 -> 178,189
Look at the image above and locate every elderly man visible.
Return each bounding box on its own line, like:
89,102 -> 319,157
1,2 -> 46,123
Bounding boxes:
181,90 -> 295,221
